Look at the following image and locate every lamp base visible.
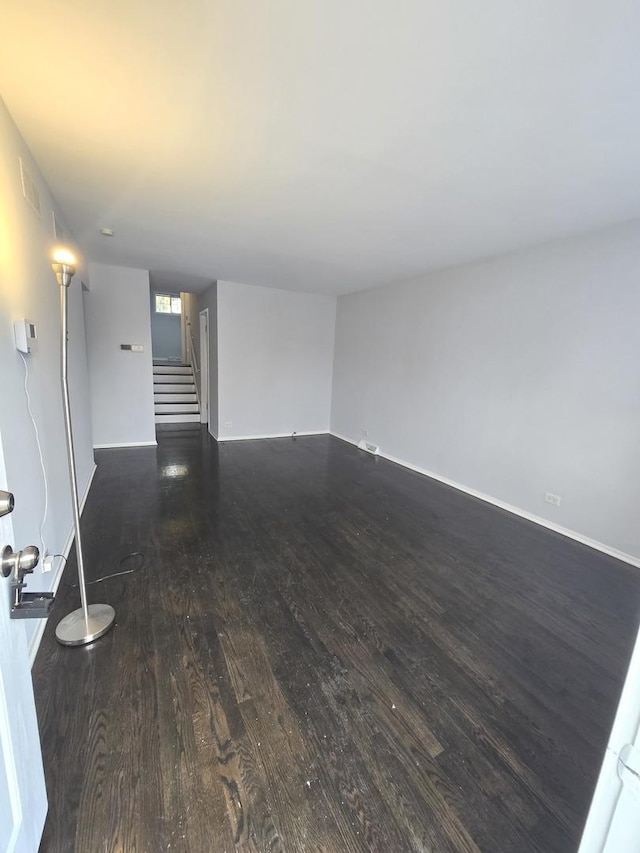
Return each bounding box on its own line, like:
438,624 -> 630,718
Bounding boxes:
55,603 -> 116,647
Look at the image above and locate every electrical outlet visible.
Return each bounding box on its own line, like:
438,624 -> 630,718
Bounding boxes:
362,428 -> 368,437
224,421 -> 232,429
42,553 -> 54,573
544,492 -> 561,507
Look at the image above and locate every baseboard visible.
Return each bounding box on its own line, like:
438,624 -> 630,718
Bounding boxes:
329,431 -> 640,569
28,463 -> 97,667
93,440 -> 158,449
217,430 -> 329,442
330,430 -> 360,446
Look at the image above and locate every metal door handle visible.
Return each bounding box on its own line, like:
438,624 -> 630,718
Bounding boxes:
0,490 -> 14,519
1,545 -> 40,579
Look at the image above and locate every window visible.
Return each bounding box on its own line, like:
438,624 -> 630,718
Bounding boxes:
155,293 -> 182,314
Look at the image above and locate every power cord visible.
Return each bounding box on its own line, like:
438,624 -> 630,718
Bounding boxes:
20,352 -> 49,558
20,353 -> 144,590
60,551 -> 145,588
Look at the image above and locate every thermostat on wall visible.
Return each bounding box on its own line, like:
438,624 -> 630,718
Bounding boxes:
14,319 -> 37,354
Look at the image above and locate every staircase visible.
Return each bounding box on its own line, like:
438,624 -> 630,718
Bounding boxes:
153,363 -> 200,424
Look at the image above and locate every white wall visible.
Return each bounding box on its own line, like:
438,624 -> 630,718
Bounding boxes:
217,281 -> 336,439
331,221 -> 640,562
0,96 -> 95,655
85,263 -> 156,448
197,284 -> 218,436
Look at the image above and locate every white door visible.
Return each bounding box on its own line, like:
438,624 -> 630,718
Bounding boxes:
0,435 -> 48,853
579,620 -> 640,853
199,309 -> 209,425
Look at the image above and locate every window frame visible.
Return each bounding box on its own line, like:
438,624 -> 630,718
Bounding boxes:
154,293 -> 182,315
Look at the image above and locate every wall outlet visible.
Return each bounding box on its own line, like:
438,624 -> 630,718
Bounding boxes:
224,421 -> 232,429
544,492 -> 561,507
362,428 -> 368,437
42,553 -> 54,573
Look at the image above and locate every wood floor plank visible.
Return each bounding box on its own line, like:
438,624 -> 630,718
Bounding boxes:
32,429 -> 640,852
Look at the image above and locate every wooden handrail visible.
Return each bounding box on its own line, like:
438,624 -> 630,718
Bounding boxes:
186,320 -> 199,373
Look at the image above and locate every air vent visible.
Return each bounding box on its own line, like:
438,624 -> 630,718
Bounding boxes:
19,158 -> 41,218
357,438 -> 380,455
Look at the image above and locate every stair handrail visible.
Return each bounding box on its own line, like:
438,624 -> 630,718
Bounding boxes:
185,318 -> 202,421
186,319 -> 199,374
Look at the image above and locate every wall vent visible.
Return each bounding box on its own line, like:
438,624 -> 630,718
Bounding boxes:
358,438 -> 380,455
19,158 -> 41,218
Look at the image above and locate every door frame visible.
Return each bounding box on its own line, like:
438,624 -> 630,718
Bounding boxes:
579,620 -> 640,852
199,309 -> 209,425
180,292 -> 188,365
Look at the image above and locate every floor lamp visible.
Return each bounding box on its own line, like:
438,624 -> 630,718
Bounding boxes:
52,248 -> 116,646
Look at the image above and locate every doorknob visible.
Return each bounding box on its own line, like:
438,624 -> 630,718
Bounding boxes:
1,489 -> 54,618
1,545 -> 54,619
1,545 -> 40,579
0,490 -> 14,518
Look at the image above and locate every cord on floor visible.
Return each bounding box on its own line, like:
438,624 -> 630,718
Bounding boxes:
60,552 -> 145,588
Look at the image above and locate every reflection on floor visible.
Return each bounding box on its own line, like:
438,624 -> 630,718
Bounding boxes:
33,428 -> 640,852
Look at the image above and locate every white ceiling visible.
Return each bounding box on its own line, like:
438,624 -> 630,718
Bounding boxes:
2,1 -> 640,295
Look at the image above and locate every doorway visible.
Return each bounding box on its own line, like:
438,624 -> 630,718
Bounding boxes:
199,309 -> 209,425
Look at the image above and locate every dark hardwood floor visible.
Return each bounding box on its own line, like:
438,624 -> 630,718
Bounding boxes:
33,429 -> 640,852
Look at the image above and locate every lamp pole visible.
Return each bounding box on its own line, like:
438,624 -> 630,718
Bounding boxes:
52,250 -> 115,646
